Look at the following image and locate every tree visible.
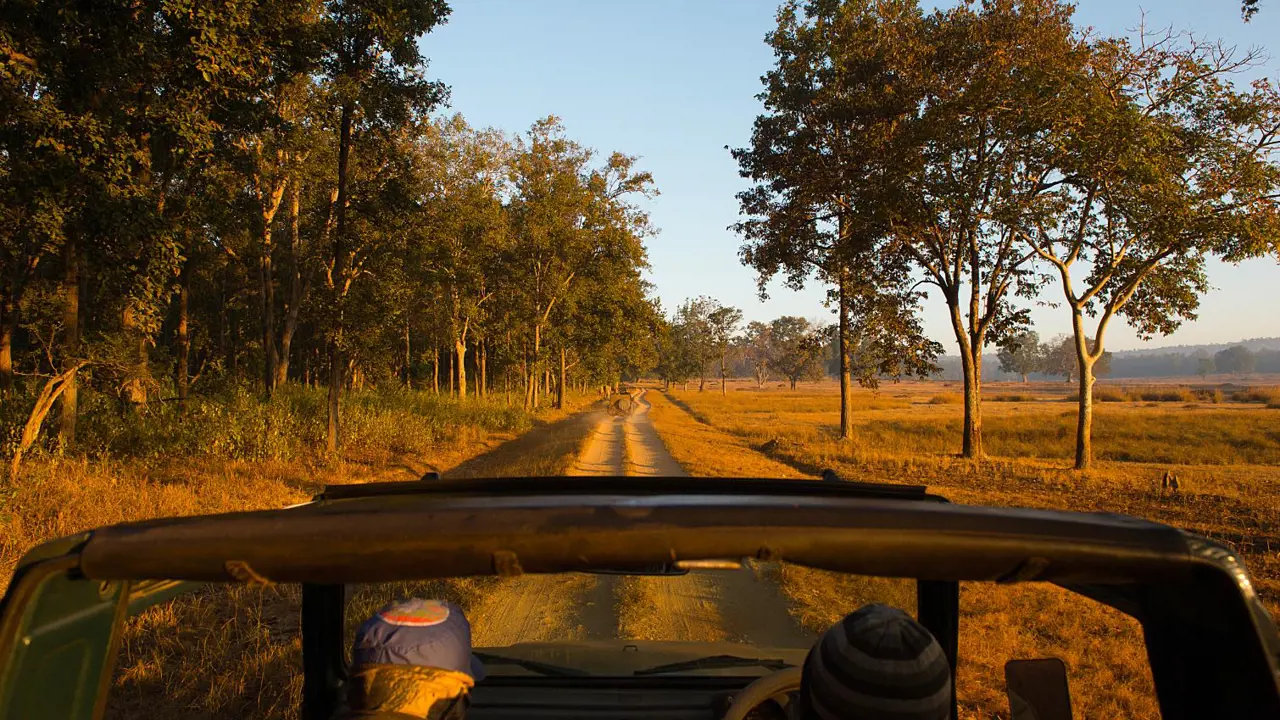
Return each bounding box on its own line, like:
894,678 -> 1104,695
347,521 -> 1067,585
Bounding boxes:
415,115 -> 508,399
673,297 -> 739,393
1042,335 -> 1111,383
770,316 -> 827,390
506,118 -> 655,408
884,0 -> 1089,459
742,321 -> 775,387
998,331 -> 1045,383
316,0 -> 450,451
707,305 -> 742,396
1196,357 -> 1216,379
734,0 -> 943,440
1214,346 -> 1258,376
1022,25 -> 1280,468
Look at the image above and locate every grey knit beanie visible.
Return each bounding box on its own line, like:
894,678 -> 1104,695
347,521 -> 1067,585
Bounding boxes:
798,604 -> 952,720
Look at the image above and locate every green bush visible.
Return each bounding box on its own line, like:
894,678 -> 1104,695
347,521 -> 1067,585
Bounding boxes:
4,382 -> 531,464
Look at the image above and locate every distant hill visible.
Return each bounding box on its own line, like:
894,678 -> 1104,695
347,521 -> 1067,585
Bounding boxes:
1110,337 -> 1280,358
931,337 -> 1280,381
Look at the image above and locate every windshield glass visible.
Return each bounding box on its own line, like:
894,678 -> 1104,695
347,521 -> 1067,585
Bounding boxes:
348,568 -> 915,677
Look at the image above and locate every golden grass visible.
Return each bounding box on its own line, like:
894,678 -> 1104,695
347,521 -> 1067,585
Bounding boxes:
644,384 -> 1280,720
667,384 -> 1280,466
0,391 -> 603,720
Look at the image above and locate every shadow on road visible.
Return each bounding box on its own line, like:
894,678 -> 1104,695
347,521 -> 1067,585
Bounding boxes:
447,406 -> 603,479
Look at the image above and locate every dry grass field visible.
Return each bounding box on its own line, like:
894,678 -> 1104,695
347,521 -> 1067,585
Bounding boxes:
5,377 -> 1277,719
645,380 -> 1280,719
0,389 -> 597,720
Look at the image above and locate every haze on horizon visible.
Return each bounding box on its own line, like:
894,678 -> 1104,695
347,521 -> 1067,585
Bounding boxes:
421,0 -> 1280,352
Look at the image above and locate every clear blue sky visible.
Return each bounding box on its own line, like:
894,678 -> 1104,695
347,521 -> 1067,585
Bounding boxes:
419,0 -> 1280,351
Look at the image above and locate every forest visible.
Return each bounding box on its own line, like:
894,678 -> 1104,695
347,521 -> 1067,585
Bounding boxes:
1,0 -> 659,470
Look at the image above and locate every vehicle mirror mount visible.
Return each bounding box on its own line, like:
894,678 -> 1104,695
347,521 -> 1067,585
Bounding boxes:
1006,658 -> 1073,720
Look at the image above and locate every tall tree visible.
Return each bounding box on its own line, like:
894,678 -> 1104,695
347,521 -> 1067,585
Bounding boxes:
317,0 -> 450,451
1022,26 -> 1280,468
734,0 -> 945,441
742,321 -> 776,387
770,316 -> 827,390
884,0 -> 1087,459
997,330 -> 1044,383
417,115 -> 508,399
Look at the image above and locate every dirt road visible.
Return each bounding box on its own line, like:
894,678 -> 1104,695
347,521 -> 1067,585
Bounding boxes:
466,389 -> 812,649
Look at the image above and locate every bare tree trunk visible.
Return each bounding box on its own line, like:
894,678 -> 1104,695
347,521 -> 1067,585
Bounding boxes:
556,346 -> 566,409
448,348 -> 455,396
699,369 -> 705,392
946,294 -> 983,460
11,362 -> 83,480
522,345 -> 533,410
327,101 -> 353,454
432,348 -> 439,394
478,340 -> 487,398
257,175 -> 287,396
720,354 -> 727,397
402,319 -> 411,388
1021,374 -> 1028,384
1072,313 -> 1097,471
0,306 -> 13,395
838,265 -> 853,440
274,183 -> 312,389
261,235 -> 277,395
176,260 -> 190,414
59,235 -> 79,446
219,260 -> 232,373
957,344 -> 983,459
532,324 -> 542,409
455,339 -> 467,399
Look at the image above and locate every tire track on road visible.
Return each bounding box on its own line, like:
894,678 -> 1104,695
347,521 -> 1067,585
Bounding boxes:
468,409 -> 625,646
468,390 -> 812,649
617,390 -> 813,648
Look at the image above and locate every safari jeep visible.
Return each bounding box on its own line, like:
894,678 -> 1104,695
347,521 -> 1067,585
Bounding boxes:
2,476 -> 1279,719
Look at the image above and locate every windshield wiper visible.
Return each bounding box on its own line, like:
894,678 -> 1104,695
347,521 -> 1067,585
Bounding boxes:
633,655 -> 793,676
472,652 -> 590,677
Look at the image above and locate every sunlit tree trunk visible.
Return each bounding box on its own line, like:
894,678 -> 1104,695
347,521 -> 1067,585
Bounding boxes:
947,292 -> 983,460
274,183 -> 317,389
176,260 -> 190,414
59,235 -> 79,445
0,309 -> 13,395
556,346 -> 566,409
1071,309 -> 1099,470
402,320 -> 412,388
455,339 -> 467,399
327,102 -> 353,454
838,264 -> 853,440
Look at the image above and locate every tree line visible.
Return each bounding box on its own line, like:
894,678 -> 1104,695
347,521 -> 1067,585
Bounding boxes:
731,0 -> 1280,469
1,0 -> 659,459
653,298 -> 833,392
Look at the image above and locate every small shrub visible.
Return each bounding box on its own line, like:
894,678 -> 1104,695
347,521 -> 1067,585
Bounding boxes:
990,394 -> 1035,402
928,393 -> 963,405
1094,388 -> 1129,402
1234,387 -> 1280,405
1130,388 -> 1196,402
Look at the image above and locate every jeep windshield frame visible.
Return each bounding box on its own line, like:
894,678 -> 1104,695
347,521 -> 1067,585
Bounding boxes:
2,476 -> 1279,720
